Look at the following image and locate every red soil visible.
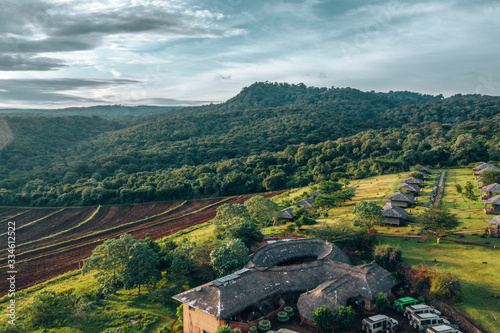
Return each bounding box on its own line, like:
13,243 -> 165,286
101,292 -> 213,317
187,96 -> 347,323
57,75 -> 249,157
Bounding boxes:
0,192 -> 280,294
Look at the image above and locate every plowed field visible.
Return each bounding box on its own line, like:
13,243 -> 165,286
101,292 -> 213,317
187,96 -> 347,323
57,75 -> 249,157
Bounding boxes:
0,193 -> 278,294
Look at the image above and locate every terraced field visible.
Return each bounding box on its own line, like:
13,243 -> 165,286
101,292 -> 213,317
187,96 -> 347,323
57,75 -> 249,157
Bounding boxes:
0,193 -> 278,294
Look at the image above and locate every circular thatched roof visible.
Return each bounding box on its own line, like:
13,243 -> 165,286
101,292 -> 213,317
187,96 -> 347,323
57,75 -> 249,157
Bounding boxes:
247,238 -> 351,268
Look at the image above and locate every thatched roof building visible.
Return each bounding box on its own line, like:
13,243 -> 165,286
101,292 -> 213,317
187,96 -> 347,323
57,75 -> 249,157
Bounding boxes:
484,194 -> 500,213
401,177 -> 424,185
475,164 -> 500,175
384,192 -> 414,208
473,162 -> 495,171
395,183 -> 421,194
381,203 -> 409,226
247,238 -> 351,268
484,195 -> 500,205
172,239 -> 394,327
481,183 -> 500,193
291,198 -> 315,207
297,262 -> 396,321
382,204 -> 408,218
279,207 -> 294,220
488,215 -> 500,227
421,167 -> 431,173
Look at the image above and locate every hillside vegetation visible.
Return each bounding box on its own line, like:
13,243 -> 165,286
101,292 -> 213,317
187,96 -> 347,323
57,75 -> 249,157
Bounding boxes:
1,82 -> 500,206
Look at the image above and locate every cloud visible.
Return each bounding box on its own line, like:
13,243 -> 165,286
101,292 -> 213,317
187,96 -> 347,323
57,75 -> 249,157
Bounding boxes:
0,78 -> 141,103
0,54 -> 66,71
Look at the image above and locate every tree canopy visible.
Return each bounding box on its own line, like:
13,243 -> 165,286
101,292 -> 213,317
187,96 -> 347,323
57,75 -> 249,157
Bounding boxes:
415,207 -> 459,244
353,201 -> 383,230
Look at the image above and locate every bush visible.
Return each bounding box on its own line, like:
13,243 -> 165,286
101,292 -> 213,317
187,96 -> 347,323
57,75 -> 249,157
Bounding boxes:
283,305 -> 294,316
249,326 -> 258,333
374,292 -> 390,313
215,326 -> 232,333
336,305 -> 355,329
430,270 -> 462,300
232,329 -> 242,333
312,306 -> 335,329
258,320 -> 271,331
277,311 -> 290,322
373,244 -> 402,270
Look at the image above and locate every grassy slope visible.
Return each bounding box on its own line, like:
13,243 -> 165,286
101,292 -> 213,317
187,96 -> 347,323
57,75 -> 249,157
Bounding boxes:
0,269 -> 179,333
2,168 -> 499,332
311,168 -> 499,333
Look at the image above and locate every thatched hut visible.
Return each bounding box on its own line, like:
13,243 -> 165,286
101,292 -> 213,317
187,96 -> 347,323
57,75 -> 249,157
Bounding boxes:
384,192 -> 415,208
484,194 -> 500,214
279,207 -> 294,221
474,164 -> 500,176
401,177 -> 425,185
291,198 -> 315,207
382,203 -> 409,226
395,183 -> 421,195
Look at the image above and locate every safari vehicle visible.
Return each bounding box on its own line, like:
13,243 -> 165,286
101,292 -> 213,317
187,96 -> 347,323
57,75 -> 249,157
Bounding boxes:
361,314 -> 399,333
426,325 -> 463,333
404,304 -> 441,319
410,313 -> 450,331
393,297 -> 420,312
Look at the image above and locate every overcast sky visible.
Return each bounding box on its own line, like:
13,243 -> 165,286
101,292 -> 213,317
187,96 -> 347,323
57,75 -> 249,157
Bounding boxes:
1,0 -> 500,108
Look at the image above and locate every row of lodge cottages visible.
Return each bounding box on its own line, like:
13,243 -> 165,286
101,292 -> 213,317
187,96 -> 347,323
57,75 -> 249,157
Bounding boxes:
381,168 -> 429,226
473,162 -> 500,237
173,238 -> 395,333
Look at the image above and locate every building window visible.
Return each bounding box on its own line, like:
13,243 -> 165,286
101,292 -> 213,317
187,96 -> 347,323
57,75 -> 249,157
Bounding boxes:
189,306 -> 194,310
203,330 -> 210,333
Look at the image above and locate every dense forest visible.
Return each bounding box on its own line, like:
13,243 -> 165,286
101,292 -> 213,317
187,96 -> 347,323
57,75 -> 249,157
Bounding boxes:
0,82 -> 499,207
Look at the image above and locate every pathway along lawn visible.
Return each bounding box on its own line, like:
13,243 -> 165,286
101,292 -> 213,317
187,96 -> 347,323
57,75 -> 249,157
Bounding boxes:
434,170 -> 445,207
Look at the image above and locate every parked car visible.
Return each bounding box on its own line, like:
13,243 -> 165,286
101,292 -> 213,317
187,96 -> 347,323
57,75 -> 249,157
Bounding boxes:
361,314 -> 399,333
426,325 -> 463,333
393,297 -> 419,313
410,313 -> 451,331
404,304 -> 441,319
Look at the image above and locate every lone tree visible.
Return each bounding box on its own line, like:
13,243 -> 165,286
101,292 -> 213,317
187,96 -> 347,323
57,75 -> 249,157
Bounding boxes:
83,234 -> 160,295
352,201 -> 383,230
312,305 -> 335,330
415,207 -> 459,244
463,181 -> 478,201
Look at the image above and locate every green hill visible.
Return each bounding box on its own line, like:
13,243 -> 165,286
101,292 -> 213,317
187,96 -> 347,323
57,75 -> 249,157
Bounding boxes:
1,82 -> 500,207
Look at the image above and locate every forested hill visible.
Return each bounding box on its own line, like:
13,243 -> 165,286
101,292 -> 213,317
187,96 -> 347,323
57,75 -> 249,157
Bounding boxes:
0,82 -> 500,207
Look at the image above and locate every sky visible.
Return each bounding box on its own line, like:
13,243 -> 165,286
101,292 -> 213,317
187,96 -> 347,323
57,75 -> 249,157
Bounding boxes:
1,0 -> 500,108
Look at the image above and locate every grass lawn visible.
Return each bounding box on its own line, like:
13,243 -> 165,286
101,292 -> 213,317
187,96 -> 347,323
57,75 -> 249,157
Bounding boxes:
443,168 -> 485,211
378,236 -> 500,333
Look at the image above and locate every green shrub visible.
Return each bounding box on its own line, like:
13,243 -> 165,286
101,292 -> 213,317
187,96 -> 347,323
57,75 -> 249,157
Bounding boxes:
258,320 -> 271,331
374,292 -> 390,313
336,305 -> 355,329
249,326 -> 258,333
277,311 -> 289,322
215,325 -> 232,333
312,306 -> 334,329
283,305 -> 294,316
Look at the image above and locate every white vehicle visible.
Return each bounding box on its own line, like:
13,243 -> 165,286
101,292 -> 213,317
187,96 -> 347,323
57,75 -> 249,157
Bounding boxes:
426,325 -> 463,333
361,314 -> 399,333
410,313 -> 450,331
404,304 -> 441,319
